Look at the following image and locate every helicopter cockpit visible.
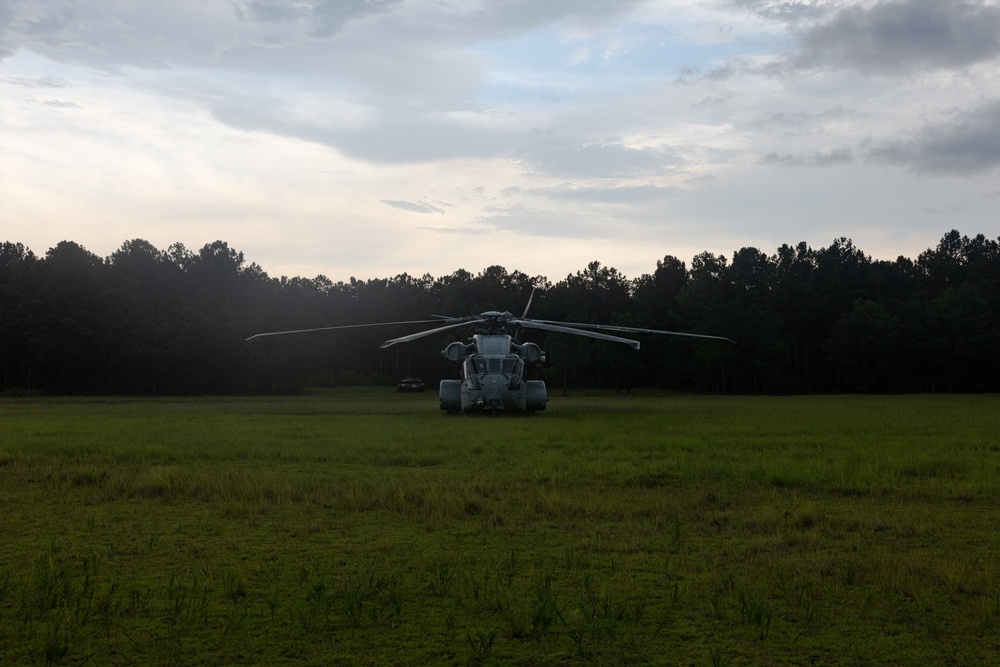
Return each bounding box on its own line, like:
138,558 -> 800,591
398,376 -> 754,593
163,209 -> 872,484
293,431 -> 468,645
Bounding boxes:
463,355 -> 524,383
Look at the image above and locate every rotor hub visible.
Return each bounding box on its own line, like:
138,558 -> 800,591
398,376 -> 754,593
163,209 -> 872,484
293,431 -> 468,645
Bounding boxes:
477,311 -> 514,334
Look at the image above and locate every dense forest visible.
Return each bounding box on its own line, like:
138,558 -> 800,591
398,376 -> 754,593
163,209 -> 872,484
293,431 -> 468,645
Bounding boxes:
1,230 -> 998,396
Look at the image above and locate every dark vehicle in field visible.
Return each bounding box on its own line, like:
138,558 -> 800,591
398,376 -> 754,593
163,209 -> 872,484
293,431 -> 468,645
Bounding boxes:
397,377 -> 427,392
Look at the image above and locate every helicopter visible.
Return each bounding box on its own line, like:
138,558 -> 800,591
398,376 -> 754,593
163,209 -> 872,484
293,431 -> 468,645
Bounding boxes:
247,290 -> 735,414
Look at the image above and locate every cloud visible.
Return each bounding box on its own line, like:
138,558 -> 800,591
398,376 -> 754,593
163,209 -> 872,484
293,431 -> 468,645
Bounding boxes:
692,95 -> 731,109
675,58 -> 751,83
729,1 -> 831,25
5,0 -> 1000,283
382,199 -> 445,214
417,225 -> 489,236
746,106 -> 853,135
39,98 -> 80,108
0,1 -> 701,171
0,1 -> 13,60
3,1 -> 403,70
519,141 -> 687,179
760,145 -> 853,166
0,74 -> 67,88
525,182 -> 679,204
474,203 -> 612,239
2,1 -> 646,74
210,94 -> 526,164
235,0 -> 404,37
793,0 -> 1000,75
921,202 -> 967,216
866,100 -> 1000,174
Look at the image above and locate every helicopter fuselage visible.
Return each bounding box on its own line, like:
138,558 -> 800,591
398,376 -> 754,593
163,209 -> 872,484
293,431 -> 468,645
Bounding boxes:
439,334 -> 546,413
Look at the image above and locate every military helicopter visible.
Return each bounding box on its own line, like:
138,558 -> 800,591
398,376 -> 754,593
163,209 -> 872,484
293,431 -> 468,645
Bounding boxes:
247,290 -> 734,414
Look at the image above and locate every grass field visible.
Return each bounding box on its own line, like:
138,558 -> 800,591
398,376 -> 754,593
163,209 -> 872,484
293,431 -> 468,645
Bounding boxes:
1,391 -> 999,665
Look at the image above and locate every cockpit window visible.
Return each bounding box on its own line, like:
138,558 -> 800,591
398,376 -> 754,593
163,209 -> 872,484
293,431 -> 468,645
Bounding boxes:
467,355 -> 522,377
466,358 -> 489,376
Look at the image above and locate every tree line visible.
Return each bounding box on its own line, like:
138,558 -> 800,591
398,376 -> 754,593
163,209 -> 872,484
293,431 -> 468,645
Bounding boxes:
1,230 -> 997,396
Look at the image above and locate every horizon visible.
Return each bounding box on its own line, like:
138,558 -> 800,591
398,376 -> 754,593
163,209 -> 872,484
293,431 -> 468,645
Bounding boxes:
7,226 -> 983,284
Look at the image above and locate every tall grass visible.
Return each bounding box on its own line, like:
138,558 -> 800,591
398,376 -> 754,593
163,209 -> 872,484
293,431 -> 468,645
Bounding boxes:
1,391 -> 998,664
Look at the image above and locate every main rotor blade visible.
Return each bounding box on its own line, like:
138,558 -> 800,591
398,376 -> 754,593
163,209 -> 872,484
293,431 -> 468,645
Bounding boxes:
380,319 -> 483,349
529,320 -> 736,345
513,319 -> 641,350
246,319 -> 445,341
521,287 -> 544,319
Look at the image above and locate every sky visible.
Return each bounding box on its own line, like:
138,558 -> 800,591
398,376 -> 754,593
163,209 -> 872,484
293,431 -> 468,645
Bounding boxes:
2,0 -> 999,283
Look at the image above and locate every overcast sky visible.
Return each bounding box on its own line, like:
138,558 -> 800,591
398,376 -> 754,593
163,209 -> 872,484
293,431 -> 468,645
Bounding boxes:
2,0 -> 999,283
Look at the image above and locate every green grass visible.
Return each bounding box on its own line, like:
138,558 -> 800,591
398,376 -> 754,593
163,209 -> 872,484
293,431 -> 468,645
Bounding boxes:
1,391 -> 999,665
